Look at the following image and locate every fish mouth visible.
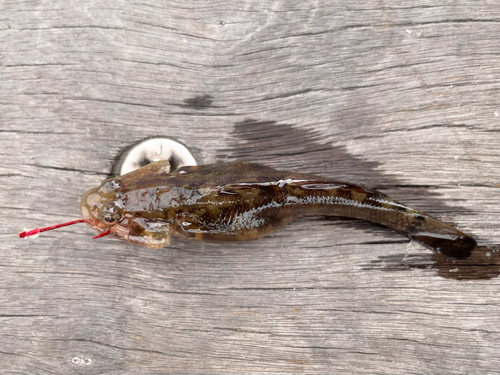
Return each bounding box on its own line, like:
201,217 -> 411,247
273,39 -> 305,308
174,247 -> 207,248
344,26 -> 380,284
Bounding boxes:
81,213 -> 114,240
81,207 -> 130,240
81,213 -> 110,234
80,186 -> 131,240
80,188 -> 107,231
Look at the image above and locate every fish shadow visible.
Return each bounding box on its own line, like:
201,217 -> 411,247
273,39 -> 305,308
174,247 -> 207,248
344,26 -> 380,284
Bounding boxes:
219,118 -> 498,280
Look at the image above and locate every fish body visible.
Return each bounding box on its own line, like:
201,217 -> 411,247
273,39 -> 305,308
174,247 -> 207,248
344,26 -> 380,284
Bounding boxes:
80,161 -> 475,258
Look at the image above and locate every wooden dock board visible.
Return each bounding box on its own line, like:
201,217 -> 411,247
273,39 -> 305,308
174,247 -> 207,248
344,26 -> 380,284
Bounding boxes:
1,1 -> 499,373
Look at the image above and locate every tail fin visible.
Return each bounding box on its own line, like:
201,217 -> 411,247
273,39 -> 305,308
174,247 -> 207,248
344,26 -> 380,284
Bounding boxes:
407,215 -> 476,259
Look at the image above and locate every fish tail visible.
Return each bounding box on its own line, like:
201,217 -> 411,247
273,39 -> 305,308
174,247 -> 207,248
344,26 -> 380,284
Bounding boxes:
289,181 -> 476,259
406,214 -> 476,259
354,190 -> 477,259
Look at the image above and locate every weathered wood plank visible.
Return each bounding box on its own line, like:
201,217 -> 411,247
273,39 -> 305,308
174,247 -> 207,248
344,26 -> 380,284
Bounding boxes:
1,0 -> 499,373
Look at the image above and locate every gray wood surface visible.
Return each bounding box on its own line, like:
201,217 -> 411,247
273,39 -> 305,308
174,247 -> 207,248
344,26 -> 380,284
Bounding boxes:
1,0 -> 499,373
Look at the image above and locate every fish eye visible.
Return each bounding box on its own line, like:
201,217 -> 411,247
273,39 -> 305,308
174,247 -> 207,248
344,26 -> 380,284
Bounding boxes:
100,178 -> 122,193
98,203 -> 122,224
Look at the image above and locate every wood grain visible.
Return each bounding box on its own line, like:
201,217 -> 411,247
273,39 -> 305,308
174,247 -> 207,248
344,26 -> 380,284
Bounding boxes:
1,0 -> 499,373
